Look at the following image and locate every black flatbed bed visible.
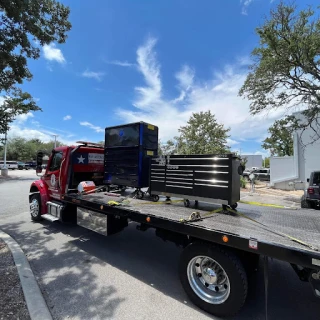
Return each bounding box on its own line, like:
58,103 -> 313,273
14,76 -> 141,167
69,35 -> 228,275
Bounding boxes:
63,192 -> 320,270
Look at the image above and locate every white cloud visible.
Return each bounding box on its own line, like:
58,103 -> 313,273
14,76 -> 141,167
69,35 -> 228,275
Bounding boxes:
173,65 -> 195,102
14,112 -> 34,124
227,138 -> 239,146
0,115 -> 86,146
237,55 -> 252,66
63,115 -> 72,121
82,70 -> 105,81
43,43 -> 66,63
109,60 -> 135,67
5,123 -> 78,146
79,121 -> 104,133
116,37 -> 287,143
132,37 -> 162,111
240,0 -> 254,15
254,150 -> 270,158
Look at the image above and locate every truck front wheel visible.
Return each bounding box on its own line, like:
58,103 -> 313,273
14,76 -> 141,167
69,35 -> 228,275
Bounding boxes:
30,194 -> 42,221
179,242 -> 248,317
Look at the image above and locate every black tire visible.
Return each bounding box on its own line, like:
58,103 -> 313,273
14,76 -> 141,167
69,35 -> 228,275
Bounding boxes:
184,199 -> 190,207
179,242 -> 248,317
301,199 -> 311,209
29,193 -> 42,221
310,202 -> 316,209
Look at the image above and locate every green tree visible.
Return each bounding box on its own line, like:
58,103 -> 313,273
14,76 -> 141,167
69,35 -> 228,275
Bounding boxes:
0,0 -> 71,92
158,139 -> 177,156
262,117 -> 294,156
239,2 -> 320,139
175,111 -> 230,155
3,137 -> 29,160
0,89 -> 40,138
264,157 -> 270,168
0,0 -> 71,133
0,137 -> 64,161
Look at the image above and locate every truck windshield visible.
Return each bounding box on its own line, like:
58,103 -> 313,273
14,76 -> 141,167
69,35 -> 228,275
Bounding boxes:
49,152 -> 63,171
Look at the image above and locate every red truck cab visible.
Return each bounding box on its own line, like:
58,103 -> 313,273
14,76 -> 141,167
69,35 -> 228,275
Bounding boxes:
29,142 -> 104,221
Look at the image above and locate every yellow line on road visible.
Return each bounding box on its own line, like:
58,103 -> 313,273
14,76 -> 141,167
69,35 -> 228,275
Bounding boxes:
239,200 -> 285,208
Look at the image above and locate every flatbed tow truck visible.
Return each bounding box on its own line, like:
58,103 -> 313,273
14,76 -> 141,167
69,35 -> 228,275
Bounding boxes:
29,141 -> 320,318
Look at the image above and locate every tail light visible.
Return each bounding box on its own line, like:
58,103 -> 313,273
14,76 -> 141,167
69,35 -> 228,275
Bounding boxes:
307,187 -> 315,194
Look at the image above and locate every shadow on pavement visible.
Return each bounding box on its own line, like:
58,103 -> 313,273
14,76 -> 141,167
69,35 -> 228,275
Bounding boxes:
1,219 -> 320,320
0,220 -> 125,319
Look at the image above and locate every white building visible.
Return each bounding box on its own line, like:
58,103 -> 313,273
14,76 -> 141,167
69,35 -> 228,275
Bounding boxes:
242,154 -> 262,170
270,113 -> 320,190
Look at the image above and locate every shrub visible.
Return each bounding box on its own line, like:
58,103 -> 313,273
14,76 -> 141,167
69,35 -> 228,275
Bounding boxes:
240,176 -> 247,189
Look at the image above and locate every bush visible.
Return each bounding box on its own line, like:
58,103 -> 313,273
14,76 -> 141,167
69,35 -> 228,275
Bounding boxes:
240,176 -> 247,189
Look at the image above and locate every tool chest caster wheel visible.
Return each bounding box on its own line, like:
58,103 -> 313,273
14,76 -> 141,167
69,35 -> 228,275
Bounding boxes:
152,195 -> 159,202
231,203 -> 238,210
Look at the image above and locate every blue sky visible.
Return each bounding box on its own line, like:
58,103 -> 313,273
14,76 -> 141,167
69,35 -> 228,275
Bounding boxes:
5,0 -> 317,157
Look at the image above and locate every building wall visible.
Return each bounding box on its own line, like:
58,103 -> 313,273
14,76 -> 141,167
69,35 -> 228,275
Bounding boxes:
270,113 -> 320,190
270,156 -> 295,182
297,117 -> 320,183
242,154 -> 262,169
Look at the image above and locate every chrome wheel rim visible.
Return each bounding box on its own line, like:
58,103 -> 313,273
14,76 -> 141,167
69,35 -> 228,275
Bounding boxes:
187,256 -> 230,304
30,198 -> 39,217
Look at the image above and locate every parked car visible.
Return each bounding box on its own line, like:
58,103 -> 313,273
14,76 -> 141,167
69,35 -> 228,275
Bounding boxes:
0,160 -> 19,170
25,161 -> 37,169
301,171 -> 320,209
242,168 -> 270,181
18,161 -> 30,170
242,169 -> 253,181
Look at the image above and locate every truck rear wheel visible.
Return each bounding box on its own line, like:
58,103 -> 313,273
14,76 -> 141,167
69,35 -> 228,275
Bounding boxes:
179,242 -> 248,317
30,194 -> 42,221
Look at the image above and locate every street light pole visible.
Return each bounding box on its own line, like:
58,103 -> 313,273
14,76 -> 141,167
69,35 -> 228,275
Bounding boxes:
52,134 -> 58,148
3,130 -> 7,169
1,125 -> 8,177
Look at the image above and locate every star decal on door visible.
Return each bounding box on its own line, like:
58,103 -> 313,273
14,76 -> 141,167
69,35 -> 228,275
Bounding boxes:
78,155 -> 85,163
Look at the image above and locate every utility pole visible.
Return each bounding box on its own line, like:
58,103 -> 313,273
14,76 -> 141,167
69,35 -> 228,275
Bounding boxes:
4,130 -> 7,169
1,121 -> 8,177
52,134 -> 58,148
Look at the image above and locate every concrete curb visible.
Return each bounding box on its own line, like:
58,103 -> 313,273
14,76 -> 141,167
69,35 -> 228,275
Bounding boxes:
0,229 -> 53,320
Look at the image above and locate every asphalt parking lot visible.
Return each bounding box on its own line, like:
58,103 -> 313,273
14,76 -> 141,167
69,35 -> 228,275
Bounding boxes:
0,170 -> 319,320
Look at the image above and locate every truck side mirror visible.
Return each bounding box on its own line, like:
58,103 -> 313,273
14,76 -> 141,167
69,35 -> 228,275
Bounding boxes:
36,151 -> 43,167
307,178 -> 310,183
36,166 -> 43,174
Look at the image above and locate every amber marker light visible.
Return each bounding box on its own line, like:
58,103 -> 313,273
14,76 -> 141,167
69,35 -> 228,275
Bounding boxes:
222,235 -> 229,243
146,217 -> 151,222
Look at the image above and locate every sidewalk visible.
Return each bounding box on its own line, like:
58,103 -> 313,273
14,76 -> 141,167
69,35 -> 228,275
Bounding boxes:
0,230 -> 53,320
0,238 -> 30,320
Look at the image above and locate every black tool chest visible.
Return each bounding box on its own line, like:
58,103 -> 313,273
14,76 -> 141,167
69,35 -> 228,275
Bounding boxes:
149,154 -> 241,206
104,122 -> 158,188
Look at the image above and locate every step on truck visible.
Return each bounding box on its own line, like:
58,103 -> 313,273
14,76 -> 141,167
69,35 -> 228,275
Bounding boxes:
29,141 -> 320,318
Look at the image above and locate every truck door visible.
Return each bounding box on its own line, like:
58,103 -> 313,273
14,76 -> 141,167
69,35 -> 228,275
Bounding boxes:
44,151 -> 63,200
